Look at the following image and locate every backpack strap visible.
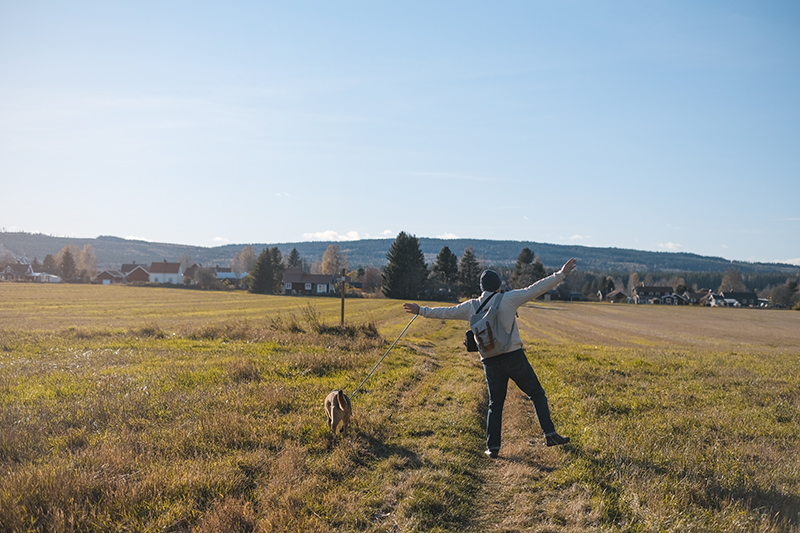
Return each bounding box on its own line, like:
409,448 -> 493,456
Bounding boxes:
473,292 -> 497,315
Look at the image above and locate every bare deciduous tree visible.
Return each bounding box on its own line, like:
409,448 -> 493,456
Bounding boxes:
362,266 -> 382,293
232,245 -> 257,277
718,268 -> 747,293
77,244 -> 98,281
321,244 -> 347,275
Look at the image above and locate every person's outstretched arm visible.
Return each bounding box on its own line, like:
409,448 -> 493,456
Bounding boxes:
402,299 -> 475,321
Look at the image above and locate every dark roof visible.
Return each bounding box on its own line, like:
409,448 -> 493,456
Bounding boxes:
96,270 -> 125,279
148,261 -> 182,274
721,291 -> 758,300
120,262 -> 145,273
2,263 -> 34,275
283,268 -> 336,285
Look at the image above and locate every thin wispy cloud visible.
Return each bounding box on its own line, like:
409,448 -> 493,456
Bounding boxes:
437,233 -> 459,239
659,242 -> 683,251
302,230 -> 361,241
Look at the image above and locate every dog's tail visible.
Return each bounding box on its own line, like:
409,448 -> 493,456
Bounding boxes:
336,389 -> 348,410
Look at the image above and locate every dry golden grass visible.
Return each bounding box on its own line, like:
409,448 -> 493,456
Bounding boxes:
518,300 -> 799,353
1,283 -> 798,532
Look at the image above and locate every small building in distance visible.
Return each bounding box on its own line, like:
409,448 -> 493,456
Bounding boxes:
148,260 -> 183,285
282,268 -> 338,295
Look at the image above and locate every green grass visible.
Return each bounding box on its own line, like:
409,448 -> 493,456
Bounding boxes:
1,284 -> 798,532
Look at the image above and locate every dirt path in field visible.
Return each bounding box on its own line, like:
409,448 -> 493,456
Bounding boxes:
466,390 -> 602,533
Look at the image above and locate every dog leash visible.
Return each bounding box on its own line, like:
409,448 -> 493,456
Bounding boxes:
350,314 -> 417,399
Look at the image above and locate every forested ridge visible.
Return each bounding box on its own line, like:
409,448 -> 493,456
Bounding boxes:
2,231 -> 799,274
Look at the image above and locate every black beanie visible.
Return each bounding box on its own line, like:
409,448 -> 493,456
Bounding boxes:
480,270 -> 501,292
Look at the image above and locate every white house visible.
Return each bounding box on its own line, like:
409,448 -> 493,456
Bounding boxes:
148,260 -> 184,284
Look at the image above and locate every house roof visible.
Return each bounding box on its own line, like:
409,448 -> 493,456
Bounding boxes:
606,290 -> 627,299
2,263 -> 34,275
121,262 -> 146,273
685,291 -> 708,299
97,270 -> 125,279
283,268 -> 336,284
720,291 -> 758,300
127,265 -> 149,275
148,261 -> 182,274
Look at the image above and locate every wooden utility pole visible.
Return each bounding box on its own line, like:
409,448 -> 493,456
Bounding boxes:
341,268 -> 346,325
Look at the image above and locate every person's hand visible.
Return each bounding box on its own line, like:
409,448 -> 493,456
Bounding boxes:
403,303 -> 420,315
559,258 -> 577,276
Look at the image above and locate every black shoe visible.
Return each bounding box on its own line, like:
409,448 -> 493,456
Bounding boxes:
546,433 -> 570,447
484,449 -> 499,458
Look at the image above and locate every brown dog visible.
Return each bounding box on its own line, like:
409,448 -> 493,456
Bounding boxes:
324,389 -> 352,438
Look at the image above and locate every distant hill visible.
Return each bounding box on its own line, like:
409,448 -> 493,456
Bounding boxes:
2,232 -> 799,275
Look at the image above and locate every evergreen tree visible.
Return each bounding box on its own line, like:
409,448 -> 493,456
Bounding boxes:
431,246 -> 459,284
510,247 -> 546,289
600,276 -> 616,295
248,247 -> 283,294
287,248 -> 302,269
59,249 -> 76,281
42,254 -> 57,274
428,246 -> 459,301
458,247 -> 481,297
382,232 -> 428,299
270,247 -> 285,293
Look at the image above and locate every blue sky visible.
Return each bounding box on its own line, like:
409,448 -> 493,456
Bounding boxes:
1,1 -> 798,265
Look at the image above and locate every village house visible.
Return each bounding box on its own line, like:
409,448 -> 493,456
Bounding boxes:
0,262 -> 61,283
282,267 -> 339,295
125,265 -> 150,283
603,290 -> 629,303
183,264 -> 200,281
653,293 -> 688,305
720,291 -> 759,308
30,272 -> 62,283
148,260 -> 183,285
95,270 -> 126,285
707,293 -> 741,307
632,286 -> 674,304
214,265 -> 247,281
0,263 -> 35,281
683,291 -> 710,305
539,289 -> 560,301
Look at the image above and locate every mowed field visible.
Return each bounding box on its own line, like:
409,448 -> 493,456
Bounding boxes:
1,283 -> 798,532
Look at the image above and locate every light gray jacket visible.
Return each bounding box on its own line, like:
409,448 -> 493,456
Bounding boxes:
418,271 -> 566,356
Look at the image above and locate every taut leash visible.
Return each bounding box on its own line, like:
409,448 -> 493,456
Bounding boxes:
350,314 -> 417,399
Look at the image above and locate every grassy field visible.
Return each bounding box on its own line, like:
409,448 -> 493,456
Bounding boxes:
0,284 -> 798,532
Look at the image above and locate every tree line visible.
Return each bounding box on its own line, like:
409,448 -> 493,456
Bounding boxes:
2,244 -> 100,283
7,235 -> 799,309
377,232 -> 800,309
